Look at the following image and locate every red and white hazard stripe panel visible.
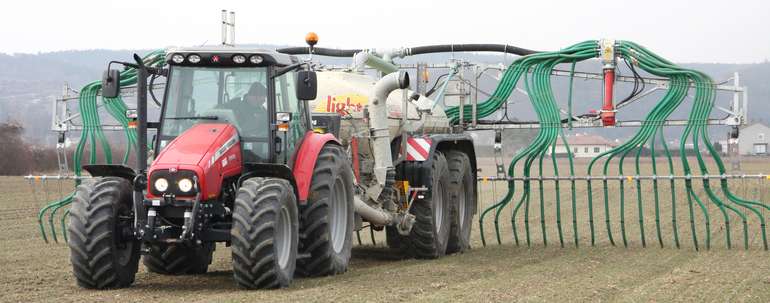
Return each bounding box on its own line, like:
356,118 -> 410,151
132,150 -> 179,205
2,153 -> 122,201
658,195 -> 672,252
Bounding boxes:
406,137 -> 432,161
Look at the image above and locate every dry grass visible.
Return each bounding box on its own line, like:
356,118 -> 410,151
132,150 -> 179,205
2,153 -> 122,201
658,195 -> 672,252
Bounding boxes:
2,157 -> 770,302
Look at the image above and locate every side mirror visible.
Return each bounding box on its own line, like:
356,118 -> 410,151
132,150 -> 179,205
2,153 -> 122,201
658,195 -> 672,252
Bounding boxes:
295,70 -> 317,100
102,69 -> 121,98
276,112 -> 292,123
276,112 -> 292,132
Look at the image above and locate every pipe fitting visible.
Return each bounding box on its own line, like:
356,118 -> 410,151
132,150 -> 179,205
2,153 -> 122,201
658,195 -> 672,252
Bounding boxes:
354,196 -> 393,225
354,196 -> 415,233
353,51 -> 399,74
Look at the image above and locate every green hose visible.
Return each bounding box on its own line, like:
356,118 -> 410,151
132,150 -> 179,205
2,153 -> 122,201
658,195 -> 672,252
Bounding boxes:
37,51 -> 165,243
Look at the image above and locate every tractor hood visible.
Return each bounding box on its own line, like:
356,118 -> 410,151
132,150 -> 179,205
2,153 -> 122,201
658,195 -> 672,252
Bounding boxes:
148,123 -> 242,200
154,123 -> 237,167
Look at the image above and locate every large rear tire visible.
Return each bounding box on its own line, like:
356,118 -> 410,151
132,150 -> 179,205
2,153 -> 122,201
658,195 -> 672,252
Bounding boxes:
143,243 -> 214,275
406,151 -> 451,259
446,150 -> 475,254
67,177 -> 140,289
231,177 -> 298,289
298,144 -> 355,276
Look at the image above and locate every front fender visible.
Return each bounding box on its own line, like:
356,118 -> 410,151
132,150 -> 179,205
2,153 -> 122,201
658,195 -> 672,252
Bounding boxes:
239,163 -> 299,201
82,164 -> 136,180
292,131 -> 340,203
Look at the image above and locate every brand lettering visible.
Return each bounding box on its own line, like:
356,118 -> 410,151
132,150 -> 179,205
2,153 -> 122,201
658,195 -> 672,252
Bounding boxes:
324,95 -> 364,113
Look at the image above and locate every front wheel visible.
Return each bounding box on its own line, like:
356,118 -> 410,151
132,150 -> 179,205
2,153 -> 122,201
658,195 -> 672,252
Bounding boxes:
231,177 -> 298,289
298,144 -> 355,277
67,177 -> 140,289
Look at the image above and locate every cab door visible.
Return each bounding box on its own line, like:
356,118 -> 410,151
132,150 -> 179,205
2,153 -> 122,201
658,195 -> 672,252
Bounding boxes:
273,72 -> 309,165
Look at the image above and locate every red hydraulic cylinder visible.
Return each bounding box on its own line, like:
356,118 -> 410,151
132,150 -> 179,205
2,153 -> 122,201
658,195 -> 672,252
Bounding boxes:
601,68 -> 616,126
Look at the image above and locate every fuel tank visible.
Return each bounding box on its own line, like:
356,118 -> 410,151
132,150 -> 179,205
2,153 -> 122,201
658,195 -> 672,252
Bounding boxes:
147,123 -> 242,200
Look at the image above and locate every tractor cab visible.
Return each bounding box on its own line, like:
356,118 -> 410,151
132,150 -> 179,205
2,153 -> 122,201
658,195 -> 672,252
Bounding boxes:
157,47 -> 315,165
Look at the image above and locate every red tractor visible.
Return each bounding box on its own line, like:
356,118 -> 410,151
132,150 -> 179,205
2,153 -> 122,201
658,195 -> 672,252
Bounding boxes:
68,41 -> 477,289
69,48 -> 356,289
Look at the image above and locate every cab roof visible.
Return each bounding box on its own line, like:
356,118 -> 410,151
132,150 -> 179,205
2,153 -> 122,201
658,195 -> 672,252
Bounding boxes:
165,46 -> 298,67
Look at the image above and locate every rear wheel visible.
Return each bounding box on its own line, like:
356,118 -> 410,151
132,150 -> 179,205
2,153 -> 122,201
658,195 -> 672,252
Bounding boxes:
67,177 -> 139,289
231,177 -> 298,289
446,150 -> 475,254
298,144 -> 355,276
406,151 -> 451,259
143,242 -> 214,275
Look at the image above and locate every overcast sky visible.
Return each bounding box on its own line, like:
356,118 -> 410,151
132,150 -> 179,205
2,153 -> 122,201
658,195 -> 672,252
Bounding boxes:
1,0 -> 768,63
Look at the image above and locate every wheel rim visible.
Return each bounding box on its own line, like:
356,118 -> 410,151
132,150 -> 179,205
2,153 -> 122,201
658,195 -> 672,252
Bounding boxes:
330,177 -> 347,254
434,182 -> 445,234
276,206 -> 292,269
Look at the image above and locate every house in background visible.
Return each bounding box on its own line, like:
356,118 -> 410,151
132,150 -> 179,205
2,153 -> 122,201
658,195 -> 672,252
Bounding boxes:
739,122 -> 770,156
551,134 -> 618,158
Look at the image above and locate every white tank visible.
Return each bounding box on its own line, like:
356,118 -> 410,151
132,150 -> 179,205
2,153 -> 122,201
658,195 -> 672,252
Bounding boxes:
309,71 -> 451,142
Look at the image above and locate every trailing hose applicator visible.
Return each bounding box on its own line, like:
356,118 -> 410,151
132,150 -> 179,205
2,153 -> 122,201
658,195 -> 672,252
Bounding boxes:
600,39 -> 617,127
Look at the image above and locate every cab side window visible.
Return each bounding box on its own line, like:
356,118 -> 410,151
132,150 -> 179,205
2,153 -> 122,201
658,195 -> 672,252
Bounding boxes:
274,73 -> 307,163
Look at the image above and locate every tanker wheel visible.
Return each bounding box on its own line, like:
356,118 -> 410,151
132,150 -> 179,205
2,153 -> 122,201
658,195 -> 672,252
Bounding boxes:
298,144 -> 355,277
231,177 -> 298,289
445,150 -> 476,254
143,242 -> 214,275
67,177 -> 140,289
406,151 -> 452,259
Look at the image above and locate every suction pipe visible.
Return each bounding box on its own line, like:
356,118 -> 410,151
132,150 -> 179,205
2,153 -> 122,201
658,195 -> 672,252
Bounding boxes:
368,71 -> 410,199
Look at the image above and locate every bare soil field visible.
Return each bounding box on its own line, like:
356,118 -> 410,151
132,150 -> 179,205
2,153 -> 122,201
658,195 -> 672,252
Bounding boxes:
2,157 -> 770,302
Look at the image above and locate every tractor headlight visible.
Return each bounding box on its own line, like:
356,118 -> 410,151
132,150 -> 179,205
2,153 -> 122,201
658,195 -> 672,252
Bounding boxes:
171,54 -> 185,64
249,55 -> 263,64
154,178 -> 169,192
178,178 -> 194,193
232,54 -> 246,64
187,54 -> 201,64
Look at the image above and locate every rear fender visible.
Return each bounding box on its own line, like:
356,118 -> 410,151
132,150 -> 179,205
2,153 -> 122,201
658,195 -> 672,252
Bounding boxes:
395,133 -> 476,206
291,131 -> 340,203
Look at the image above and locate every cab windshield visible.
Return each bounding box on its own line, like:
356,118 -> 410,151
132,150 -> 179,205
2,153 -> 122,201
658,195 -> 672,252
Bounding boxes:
160,66 -> 270,161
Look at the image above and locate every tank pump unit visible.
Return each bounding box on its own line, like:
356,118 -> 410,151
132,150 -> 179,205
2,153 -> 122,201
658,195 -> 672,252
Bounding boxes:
600,39 -> 617,127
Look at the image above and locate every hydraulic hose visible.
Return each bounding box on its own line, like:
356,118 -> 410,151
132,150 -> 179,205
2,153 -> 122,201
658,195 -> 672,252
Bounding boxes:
276,46 -> 361,57
277,43 -> 539,58
406,44 -> 539,56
